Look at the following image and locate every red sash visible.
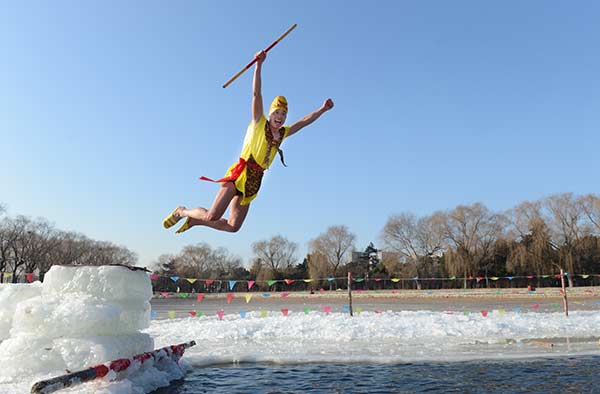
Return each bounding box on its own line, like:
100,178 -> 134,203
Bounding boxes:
199,157 -> 263,183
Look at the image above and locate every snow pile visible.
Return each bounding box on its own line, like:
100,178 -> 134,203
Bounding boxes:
0,265 -> 176,393
0,282 -> 42,341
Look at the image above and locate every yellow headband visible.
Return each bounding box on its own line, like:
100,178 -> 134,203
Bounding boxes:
269,96 -> 288,115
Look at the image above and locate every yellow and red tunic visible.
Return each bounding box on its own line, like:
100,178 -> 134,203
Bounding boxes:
200,115 -> 289,205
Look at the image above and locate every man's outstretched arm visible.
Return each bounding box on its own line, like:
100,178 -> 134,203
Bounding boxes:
287,98 -> 334,138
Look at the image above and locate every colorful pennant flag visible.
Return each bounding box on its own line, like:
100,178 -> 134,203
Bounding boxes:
197,294 -> 204,303
161,292 -> 170,297
303,279 -> 313,283
178,293 -> 189,298
227,293 -> 234,304
150,274 -> 158,280
205,279 -> 214,285
284,279 -> 294,285
248,280 -> 255,290
170,276 -> 179,282
188,311 -> 197,317
303,307 -> 311,314
267,280 -> 277,286
262,293 -> 271,298
26,273 -> 34,283
150,311 -> 157,319
187,278 -> 197,284
323,306 -> 331,315
281,292 -> 290,298
260,310 -> 267,318
229,280 -> 236,290
217,310 -> 224,320
391,278 -> 400,282
481,310 -> 488,317
281,309 -> 289,316
245,294 -> 253,303
168,311 -> 176,319
240,310 -> 246,318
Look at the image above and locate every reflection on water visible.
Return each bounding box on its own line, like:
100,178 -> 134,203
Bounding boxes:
153,356 -> 600,393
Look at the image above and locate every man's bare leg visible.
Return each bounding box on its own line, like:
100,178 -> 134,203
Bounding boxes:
186,195 -> 249,232
176,182 -> 237,221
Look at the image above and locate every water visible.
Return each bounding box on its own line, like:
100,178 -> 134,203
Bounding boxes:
155,356 -> 600,393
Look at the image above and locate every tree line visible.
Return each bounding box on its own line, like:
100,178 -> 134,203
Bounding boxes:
0,203 -> 136,282
2,193 -> 600,290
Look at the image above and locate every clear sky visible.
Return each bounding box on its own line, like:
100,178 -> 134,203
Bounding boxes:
2,1 -> 599,268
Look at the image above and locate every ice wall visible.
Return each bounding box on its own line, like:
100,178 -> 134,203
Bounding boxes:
0,265 -> 154,379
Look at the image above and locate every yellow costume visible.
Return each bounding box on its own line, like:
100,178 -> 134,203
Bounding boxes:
199,96 -> 290,205
200,116 -> 289,205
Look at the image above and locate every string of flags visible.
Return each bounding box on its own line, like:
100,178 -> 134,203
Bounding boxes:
151,300 -> 600,321
147,272 -> 600,289
2,271 -> 598,284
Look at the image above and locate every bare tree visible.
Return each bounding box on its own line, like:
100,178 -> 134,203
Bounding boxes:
543,193 -> 588,286
309,225 -> 356,280
252,235 -> 298,279
443,203 -> 505,288
176,243 -> 214,278
580,194 -> 600,233
380,212 -> 446,282
307,251 -> 329,290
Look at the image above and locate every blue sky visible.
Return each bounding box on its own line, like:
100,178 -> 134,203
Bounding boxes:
2,1 -> 599,267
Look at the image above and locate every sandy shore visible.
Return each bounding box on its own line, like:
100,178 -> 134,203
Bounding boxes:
150,286 -> 600,319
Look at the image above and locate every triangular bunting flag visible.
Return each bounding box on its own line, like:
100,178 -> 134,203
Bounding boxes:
245,294 -> 253,303
267,280 -> 277,286
284,279 -> 294,285
168,311 -> 176,319
281,309 -> 289,316
186,278 -> 197,284
26,273 -> 34,283
170,276 -> 179,282
240,310 -> 246,318
205,279 -> 214,285
229,280 -> 236,290
150,274 -> 158,280
303,279 -> 313,283
248,280 -> 255,290
227,293 -> 234,304
197,294 -> 204,303
391,278 -> 400,282
323,306 -> 331,315
217,310 -> 224,320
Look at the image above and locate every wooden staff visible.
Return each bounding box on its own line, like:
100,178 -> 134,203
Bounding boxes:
222,23 -> 297,88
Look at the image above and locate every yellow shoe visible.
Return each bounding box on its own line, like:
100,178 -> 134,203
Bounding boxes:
163,207 -> 183,229
175,218 -> 191,234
